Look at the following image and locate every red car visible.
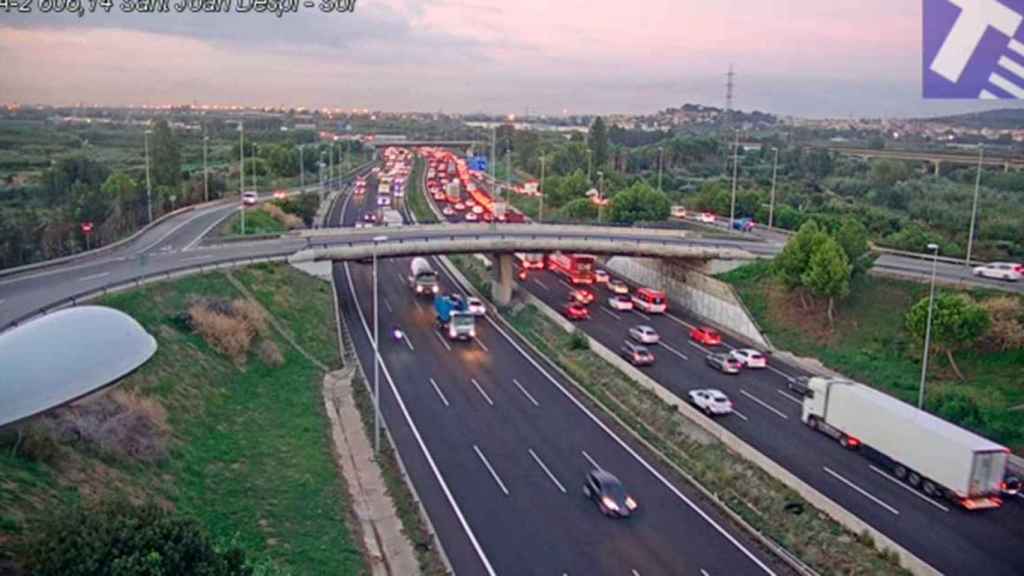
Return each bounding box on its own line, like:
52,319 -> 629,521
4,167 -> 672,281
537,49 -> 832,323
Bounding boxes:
570,288 -> 595,305
564,302 -> 590,321
690,326 -> 722,346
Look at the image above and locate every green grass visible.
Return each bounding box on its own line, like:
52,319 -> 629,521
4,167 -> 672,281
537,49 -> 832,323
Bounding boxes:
0,266 -> 366,575
406,156 -> 437,224
227,208 -> 287,235
720,261 -> 1024,452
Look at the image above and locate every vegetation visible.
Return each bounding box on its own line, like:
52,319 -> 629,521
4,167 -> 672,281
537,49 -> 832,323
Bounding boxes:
406,156 -> 437,223
905,293 -> 990,380
0,265 -> 365,574
721,262 -> 1024,451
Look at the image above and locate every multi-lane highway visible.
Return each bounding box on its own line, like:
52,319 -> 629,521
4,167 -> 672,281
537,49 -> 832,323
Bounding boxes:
330,172 -> 789,575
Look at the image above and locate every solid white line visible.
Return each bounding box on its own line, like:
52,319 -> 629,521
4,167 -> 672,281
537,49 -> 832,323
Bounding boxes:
434,258 -> 777,575
183,207 -> 237,251
632,570 -> 641,576
403,333 -> 415,352
513,378 -> 540,406
868,465 -> 950,512
471,378 -> 495,406
429,378 -> 450,408
342,262 -> 498,575
432,329 -> 453,351
0,258 -> 114,286
581,450 -> 600,470
634,310 -> 652,321
990,73 -> 1024,98
776,389 -> 803,405
739,389 -> 789,420
473,445 -> 509,496
701,570 -> 711,576
659,342 -> 689,361
732,409 -> 749,422
998,56 -> 1024,80
823,466 -> 899,515
79,271 -> 111,282
687,340 -> 711,355
180,254 -> 214,263
602,307 -> 622,320
528,448 -> 566,493
533,278 -> 549,290
474,337 -> 489,352
767,365 -> 794,381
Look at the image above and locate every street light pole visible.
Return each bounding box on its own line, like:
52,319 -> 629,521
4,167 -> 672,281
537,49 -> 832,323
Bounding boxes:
729,130 -> 740,230
657,146 -> 664,192
299,144 -> 305,189
597,171 -> 605,222
330,142 -> 335,189
587,149 -> 593,184
144,128 -> 154,223
372,234 -> 388,454
918,243 -> 940,409
965,145 -> 984,269
768,146 -> 779,230
539,154 -> 546,223
203,134 -> 210,203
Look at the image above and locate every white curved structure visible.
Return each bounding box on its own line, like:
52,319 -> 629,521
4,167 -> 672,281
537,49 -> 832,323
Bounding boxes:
0,305 -> 157,427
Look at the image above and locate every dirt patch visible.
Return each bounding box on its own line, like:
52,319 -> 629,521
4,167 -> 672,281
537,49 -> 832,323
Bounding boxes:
763,283 -> 837,345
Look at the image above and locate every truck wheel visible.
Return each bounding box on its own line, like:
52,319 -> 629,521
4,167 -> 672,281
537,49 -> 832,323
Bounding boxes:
908,472 -> 922,488
893,465 -> 908,480
923,481 -> 938,497
839,435 -> 851,448
807,417 -> 818,431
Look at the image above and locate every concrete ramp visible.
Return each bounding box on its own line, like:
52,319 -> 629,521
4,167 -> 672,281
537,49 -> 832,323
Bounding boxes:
0,306 -> 157,427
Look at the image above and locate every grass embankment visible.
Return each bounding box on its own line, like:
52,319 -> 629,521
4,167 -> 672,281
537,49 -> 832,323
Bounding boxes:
444,254 -> 906,575
721,261 -> 1024,452
225,207 -> 288,235
406,156 -> 437,224
0,264 -> 366,575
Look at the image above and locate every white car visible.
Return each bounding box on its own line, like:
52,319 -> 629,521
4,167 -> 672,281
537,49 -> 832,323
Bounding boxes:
465,212 -> 479,222
688,389 -> 733,415
698,212 -> 716,223
730,349 -> 767,368
628,325 -> 660,344
973,262 -> 1022,282
466,297 -> 487,316
594,269 -> 610,284
608,295 -> 634,311
608,279 -> 629,295
442,206 -> 455,216
471,205 -> 484,215
241,191 -> 258,206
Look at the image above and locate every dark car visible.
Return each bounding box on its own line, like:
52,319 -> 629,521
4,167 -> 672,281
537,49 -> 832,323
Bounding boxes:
620,340 -> 655,366
564,302 -> 590,321
582,468 -> 638,518
706,353 -> 741,374
787,376 -> 812,397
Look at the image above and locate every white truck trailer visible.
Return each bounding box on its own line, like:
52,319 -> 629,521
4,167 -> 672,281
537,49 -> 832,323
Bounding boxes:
802,377 -> 1009,509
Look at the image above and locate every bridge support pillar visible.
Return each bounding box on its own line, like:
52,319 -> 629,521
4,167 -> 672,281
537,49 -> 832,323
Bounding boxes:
491,253 -> 515,307
933,160 -> 941,176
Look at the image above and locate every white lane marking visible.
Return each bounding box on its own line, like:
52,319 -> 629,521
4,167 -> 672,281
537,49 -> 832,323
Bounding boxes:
383,298 -> 393,313
687,340 -> 711,355
183,207 -> 237,251
533,278 -> 549,291
868,465 -> 950,512
659,342 -> 689,361
602,307 -> 622,320
79,271 -> 111,282
402,332 -> 415,352
634,310 -> 652,321
767,365 -> 794,381
475,337 -> 489,352
342,262 -> 498,576
513,378 -> 540,407
776,389 -> 802,405
701,570 -> 711,576
823,466 -> 899,515
0,257 -> 117,286
429,378 -> 450,408
732,409 -> 749,422
666,313 -> 696,330
433,259 -> 778,575
432,330 -> 453,351
395,272 -> 404,285
528,448 -> 566,493
739,389 -> 789,420
473,445 -> 509,496
1011,38 -> 1024,58
632,570 -> 641,576
180,254 -> 214,263
138,205 -> 223,253
581,450 -> 600,470
471,378 -> 495,406
558,279 -> 574,290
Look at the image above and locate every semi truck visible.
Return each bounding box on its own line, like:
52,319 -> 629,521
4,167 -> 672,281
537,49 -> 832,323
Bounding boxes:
548,253 -> 597,284
408,257 -> 439,296
802,377 -> 1009,509
434,294 -> 476,341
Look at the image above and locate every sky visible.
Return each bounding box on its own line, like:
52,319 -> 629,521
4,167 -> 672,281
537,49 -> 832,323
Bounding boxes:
2,0 -> 1023,118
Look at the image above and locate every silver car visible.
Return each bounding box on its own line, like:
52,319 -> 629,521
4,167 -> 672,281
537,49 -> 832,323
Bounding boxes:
628,325 -> 660,344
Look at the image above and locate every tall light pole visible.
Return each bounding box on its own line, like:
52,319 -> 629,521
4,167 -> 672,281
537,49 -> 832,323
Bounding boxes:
490,125 -> 497,187
144,128 -> 154,223
587,148 -> 593,184
965,145 -> 984,269
918,243 -> 940,409
203,134 -> 210,203
539,153 -> 546,223
372,234 -> 388,454
657,146 -> 664,193
729,130 -> 740,230
329,142 -> 335,189
239,122 -> 246,235
597,170 -> 605,222
298,144 -> 305,189
252,143 -> 258,193
768,146 -> 779,230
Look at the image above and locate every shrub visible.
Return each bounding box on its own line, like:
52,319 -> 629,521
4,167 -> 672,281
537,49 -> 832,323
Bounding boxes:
981,296 -> 1024,351
258,340 -> 285,367
567,329 -> 589,351
231,299 -> 269,337
189,304 -> 255,362
262,203 -> 303,230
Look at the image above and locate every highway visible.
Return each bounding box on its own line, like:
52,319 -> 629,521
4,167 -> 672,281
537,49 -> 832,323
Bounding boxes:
330,173 -> 789,575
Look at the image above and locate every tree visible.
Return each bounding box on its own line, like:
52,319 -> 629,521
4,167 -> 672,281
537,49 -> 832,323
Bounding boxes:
980,296 -> 1024,351
559,197 -> 598,221
801,237 -> 851,324
774,220 -> 829,306
869,159 -> 910,188
20,500 -> 253,576
150,119 -> 181,190
101,172 -> 139,233
588,116 -> 609,169
834,217 -> 871,274
906,293 -> 990,380
607,182 -> 670,224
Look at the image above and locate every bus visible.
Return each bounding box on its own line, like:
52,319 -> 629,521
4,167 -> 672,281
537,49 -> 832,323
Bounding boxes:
548,253 -> 596,284
632,288 -> 667,314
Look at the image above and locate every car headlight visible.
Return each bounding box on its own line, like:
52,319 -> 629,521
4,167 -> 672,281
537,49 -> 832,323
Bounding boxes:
433,286 -> 439,293
601,496 -> 619,511
469,328 -> 476,338
625,497 -> 637,510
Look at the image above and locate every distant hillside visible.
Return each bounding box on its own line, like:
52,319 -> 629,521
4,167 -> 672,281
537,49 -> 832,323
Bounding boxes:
928,108 -> 1024,129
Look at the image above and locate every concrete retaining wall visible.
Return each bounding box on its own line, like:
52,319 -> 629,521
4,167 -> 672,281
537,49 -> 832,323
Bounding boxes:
605,256 -> 772,350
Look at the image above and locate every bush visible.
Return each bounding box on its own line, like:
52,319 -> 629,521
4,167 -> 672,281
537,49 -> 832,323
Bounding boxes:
231,299 -> 269,337
567,329 -> 589,351
262,203 -> 303,230
19,500 -> 252,576
258,340 -> 285,367
189,304 -> 255,362
981,296 -> 1024,351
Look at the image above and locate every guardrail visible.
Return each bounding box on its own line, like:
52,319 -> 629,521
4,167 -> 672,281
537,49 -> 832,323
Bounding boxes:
1,254 -> 289,334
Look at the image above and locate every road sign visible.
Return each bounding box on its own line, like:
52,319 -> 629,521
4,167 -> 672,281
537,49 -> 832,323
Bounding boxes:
469,155 -> 488,172
80,222 -> 94,234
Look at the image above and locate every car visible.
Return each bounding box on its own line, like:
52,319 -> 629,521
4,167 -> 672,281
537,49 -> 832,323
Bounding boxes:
466,198 -> 476,207
362,212 -> 376,223
454,202 -> 467,212
594,269 -> 610,284
730,348 -> 767,368
690,326 -> 721,346
706,353 -> 741,374
241,191 -> 258,206
688,389 -> 734,415
582,468 -> 638,518
1004,474 -> 1022,497
433,192 -> 446,201
465,212 -> 479,222
377,196 -> 391,207
442,206 -> 455,216
471,205 -> 484,215
272,190 -> 288,200
698,212 -> 716,223
482,212 -> 494,222
787,376 -> 811,397
608,279 -> 629,295
620,340 -> 655,366
732,217 -> 755,232
628,325 -> 660,344
671,206 -> 688,220
564,302 -> 590,320
570,289 -> 595,305
466,296 -> 486,316
973,262 -> 1022,282
608,295 -> 633,311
